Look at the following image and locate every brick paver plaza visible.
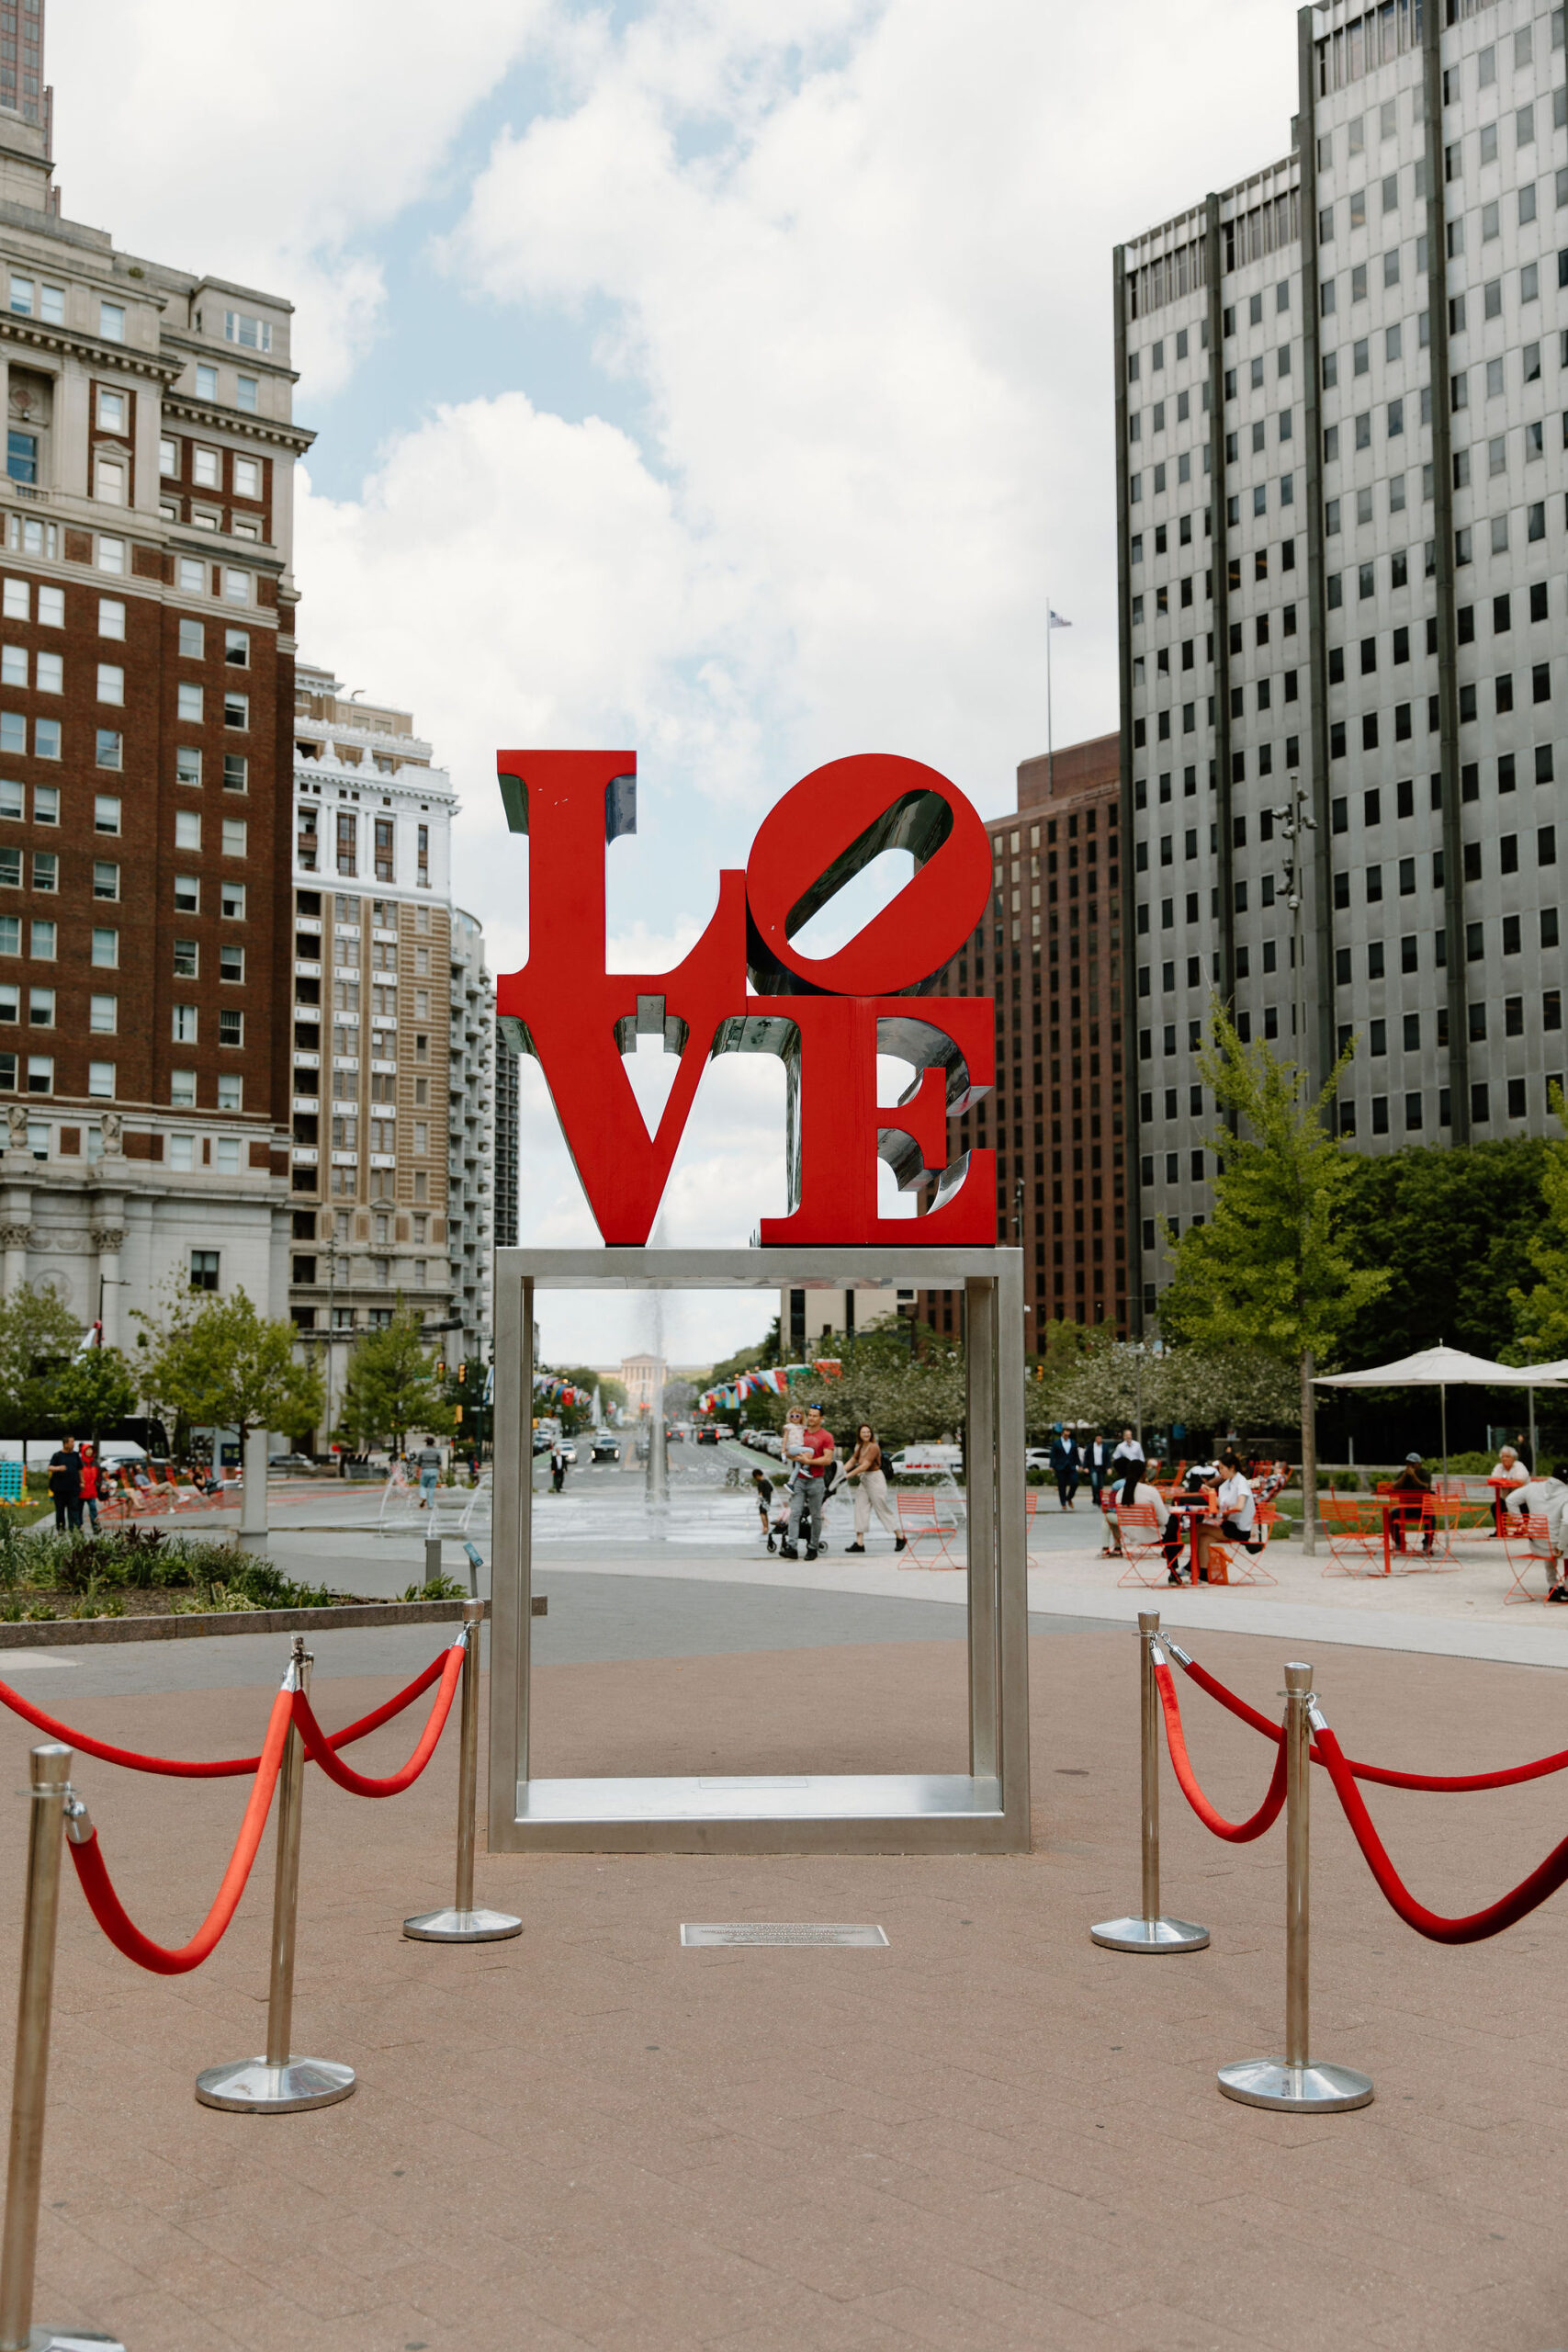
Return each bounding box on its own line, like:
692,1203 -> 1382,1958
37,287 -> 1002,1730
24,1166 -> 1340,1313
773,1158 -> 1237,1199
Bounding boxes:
4,1599 -> 1565,2350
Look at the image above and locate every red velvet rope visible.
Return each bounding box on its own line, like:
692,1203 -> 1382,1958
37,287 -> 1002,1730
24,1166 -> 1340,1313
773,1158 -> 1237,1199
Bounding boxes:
1152,1659 -> 1288,1842
66,1687 -> 293,1974
0,1645 -> 453,1777
289,1645 -> 464,1797
1313,1719 -> 1568,1944
1176,1652 -> 1568,1795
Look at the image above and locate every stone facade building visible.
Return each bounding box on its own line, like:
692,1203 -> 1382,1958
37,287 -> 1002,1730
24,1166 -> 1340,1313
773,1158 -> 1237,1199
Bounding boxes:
0,51 -> 309,1340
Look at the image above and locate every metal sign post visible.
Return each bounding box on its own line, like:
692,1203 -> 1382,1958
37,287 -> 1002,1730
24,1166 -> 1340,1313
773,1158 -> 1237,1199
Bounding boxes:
488,1246 -> 1030,1855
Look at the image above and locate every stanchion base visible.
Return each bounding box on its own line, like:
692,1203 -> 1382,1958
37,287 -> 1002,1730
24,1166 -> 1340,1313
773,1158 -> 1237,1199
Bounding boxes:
402,1905 -> 523,1943
20,2331 -> 128,2349
1216,2057 -> 1373,2112
194,2056 -> 356,2113
1089,1914 -> 1210,1953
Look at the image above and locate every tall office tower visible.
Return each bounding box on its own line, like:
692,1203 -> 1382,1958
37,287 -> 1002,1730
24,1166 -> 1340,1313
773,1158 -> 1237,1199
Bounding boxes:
918,732 -> 1128,1341
446,906 -> 494,1358
491,1015 -> 518,1251
0,85 -> 309,1340
288,667 -> 459,1423
1118,0 -> 1568,1331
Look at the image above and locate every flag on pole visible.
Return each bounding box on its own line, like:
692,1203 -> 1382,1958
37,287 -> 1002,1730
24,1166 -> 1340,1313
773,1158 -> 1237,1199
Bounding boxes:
1049,608 -> 1072,629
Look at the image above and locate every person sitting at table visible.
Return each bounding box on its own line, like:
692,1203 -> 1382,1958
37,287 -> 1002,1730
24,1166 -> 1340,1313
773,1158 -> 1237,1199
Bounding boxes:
1214,1452 -> 1264,1555
1504,1462 -> 1568,1599
1487,1444 -> 1531,1536
1388,1453 -> 1436,1555
1114,1464 -> 1184,1582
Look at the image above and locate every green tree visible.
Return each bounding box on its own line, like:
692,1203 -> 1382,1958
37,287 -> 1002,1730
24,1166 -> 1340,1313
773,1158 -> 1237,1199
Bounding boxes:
1337,1135 -> 1549,1364
336,1306 -> 435,1451
140,1286 -> 321,1456
1157,1006 -> 1389,1548
1509,1084 -> 1568,1360
0,1283 -> 82,1435
50,1344 -> 137,1440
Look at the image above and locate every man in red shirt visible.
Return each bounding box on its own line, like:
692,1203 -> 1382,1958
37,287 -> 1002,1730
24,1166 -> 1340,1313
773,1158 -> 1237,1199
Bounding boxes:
783,1407 -> 835,1560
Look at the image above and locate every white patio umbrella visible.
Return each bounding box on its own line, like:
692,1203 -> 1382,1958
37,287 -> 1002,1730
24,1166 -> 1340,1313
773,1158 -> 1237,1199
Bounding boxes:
1314,1343 -> 1568,1484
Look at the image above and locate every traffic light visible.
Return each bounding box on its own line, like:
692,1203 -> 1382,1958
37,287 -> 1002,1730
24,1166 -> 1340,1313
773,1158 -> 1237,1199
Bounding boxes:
455,1404 -> 464,1425
434,1358 -> 446,1378
458,1363 -> 468,1385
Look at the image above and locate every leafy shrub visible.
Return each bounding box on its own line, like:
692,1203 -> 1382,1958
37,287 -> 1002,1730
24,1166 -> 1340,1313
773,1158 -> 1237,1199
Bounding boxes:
400,1572 -> 468,1600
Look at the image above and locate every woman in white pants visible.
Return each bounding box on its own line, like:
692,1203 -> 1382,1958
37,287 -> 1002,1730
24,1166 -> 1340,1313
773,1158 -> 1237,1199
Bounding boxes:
843,1425 -> 906,1553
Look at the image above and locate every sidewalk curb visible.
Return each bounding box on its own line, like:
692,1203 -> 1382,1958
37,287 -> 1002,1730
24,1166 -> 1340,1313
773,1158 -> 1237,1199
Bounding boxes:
0,1598 -> 491,1648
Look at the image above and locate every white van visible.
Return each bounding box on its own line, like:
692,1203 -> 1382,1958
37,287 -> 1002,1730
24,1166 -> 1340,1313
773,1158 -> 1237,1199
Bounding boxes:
888,1444 -> 964,1476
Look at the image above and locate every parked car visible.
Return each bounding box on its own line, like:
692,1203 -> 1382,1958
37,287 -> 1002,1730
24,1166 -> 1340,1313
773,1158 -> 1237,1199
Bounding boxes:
1024,1447 -> 1054,1473
268,1453 -> 314,1472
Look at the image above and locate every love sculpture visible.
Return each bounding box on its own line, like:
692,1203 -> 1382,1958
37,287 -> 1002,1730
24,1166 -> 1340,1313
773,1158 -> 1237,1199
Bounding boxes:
486,747 -> 1029,1860
493,748 -> 997,1242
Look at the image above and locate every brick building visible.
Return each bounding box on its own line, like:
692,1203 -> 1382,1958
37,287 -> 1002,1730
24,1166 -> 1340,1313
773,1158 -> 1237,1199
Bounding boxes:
0,59 -> 310,1340
918,730 -> 1128,1344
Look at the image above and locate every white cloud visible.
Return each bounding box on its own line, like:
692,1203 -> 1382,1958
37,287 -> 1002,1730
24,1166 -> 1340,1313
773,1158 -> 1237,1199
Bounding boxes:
50,0 -> 552,390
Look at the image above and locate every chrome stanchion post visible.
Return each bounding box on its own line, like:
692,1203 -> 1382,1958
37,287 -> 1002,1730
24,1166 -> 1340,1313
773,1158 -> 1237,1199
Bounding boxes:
196,1639 -> 356,2114
405,1601 -> 521,1943
1218,1661 -> 1373,2112
0,1746 -> 125,2352
1090,1612 -> 1209,1953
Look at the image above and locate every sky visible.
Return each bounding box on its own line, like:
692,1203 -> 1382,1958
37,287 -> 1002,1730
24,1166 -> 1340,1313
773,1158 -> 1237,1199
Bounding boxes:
51,0 -> 1297,1371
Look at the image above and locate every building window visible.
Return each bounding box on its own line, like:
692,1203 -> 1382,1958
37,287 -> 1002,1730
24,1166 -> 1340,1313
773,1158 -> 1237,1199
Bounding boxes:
222,692 -> 248,730
175,811 -> 200,851
416,823 -> 429,885
172,1005 -> 197,1044
220,881 -> 245,920
95,730 -> 121,770
93,796 -> 119,834
6,431 -> 36,487
190,1249 -> 220,1291
222,311 -> 272,353
91,927 -> 117,966
219,1008 -> 243,1046
88,993 -> 116,1034
236,375 -> 258,413
97,303 -> 124,343
217,1077 -> 243,1114
170,1071 -> 197,1107
87,1062 -> 115,1100
173,875 -> 198,912
92,863 -> 119,901
173,939 -> 197,978
222,754 -> 248,792
221,819 -> 247,858
336,812 -> 356,876
25,1056 -> 49,1094
93,458 -> 126,506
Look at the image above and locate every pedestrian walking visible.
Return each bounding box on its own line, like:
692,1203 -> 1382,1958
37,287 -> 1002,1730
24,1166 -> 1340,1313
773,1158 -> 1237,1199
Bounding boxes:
48,1434 -> 82,1532
1086,1432 -> 1112,1506
79,1442 -> 100,1534
750,1466 -> 776,1551
1049,1426 -> 1081,1511
783,1406 -> 834,1560
415,1440 -> 443,1509
1111,1426 -> 1145,1478
841,1425 -> 907,1555
550,1442 -> 568,1494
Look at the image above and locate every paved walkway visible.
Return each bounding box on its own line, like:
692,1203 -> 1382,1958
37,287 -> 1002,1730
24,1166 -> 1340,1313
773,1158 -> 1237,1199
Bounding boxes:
4,1619 -> 1567,2347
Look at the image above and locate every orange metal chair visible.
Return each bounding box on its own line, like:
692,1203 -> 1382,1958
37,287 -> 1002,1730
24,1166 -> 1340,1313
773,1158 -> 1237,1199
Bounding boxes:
895,1490 -> 962,1567
1320,1493 -> 1389,1577
1501,1510 -> 1558,1603
1112,1502 -> 1178,1588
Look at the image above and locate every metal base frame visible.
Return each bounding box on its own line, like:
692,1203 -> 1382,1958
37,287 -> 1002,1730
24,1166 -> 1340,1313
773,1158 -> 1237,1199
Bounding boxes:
488,1248 -> 1030,1854
1216,2059 -> 1374,2112
1089,1915 -> 1210,1953
193,2057 -> 356,2114
15,2332 -> 128,2349
402,1905 -> 523,1943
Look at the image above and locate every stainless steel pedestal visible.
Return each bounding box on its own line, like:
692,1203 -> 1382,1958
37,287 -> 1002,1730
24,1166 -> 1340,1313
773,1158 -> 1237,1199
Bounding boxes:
403,1906 -> 522,1944
1089,1914 -> 1210,1953
1216,2058 -> 1374,2112
194,2058 -> 356,2115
